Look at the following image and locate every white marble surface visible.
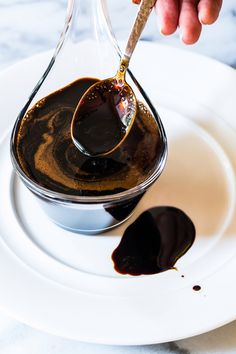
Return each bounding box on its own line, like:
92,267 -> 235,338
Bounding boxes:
1,0 -> 236,70
1,0 -> 236,353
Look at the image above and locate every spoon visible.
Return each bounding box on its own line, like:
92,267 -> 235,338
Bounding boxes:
71,0 -> 156,157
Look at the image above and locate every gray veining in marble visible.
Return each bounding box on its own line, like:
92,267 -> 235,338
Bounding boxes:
0,1 -> 236,353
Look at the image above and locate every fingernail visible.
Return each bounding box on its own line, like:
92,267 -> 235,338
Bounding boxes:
198,9 -> 210,25
180,30 -> 185,43
156,19 -> 165,36
198,14 -> 206,25
160,27 -> 165,36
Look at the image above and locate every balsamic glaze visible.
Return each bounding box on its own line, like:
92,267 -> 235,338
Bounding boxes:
15,77 -> 162,196
112,206 -> 195,276
193,285 -> 201,291
105,193 -> 144,221
72,80 -> 128,156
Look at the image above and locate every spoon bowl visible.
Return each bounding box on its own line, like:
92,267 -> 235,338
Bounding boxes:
71,68 -> 137,156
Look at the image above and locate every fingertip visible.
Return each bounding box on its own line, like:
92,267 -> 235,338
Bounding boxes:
159,24 -> 178,36
198,0 -> 222,25
181,37 -> 198,45
198,9 -> 219,25
178,1 -> 202,45
180,28 -> 202,45
155,0 -> 179,36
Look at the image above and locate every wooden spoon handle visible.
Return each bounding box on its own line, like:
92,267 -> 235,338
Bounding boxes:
124,0 -> 156,62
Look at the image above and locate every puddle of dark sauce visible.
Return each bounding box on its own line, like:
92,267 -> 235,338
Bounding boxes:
112,206 -> 195,276
193,285 -> 201,291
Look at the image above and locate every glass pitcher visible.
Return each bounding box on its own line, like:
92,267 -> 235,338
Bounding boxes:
10,0 -> 167,234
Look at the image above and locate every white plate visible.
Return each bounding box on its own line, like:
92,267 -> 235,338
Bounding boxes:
1,42 -> 236,345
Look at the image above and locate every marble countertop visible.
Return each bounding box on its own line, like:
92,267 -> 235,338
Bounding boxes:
1,1 -> 236,353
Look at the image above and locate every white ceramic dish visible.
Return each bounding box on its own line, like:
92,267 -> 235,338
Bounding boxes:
1,42 -> 236,345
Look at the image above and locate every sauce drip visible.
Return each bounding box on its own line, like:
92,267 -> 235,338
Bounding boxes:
112,206 -> 195,276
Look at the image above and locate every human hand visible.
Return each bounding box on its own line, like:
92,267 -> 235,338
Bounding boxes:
132,0 -> 223,44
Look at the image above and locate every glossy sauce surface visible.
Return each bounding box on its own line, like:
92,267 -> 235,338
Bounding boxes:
16,77 -> 162,196
193,285 -> 201,291
112,206 -> 195,276
72,79 -> 131,156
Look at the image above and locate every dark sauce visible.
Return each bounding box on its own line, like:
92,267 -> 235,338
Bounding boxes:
193,285 -> 201,291
15,77 -> 163,196
105,193 -> 144,221
72,79 -> 130,156
112,206 -> 195,276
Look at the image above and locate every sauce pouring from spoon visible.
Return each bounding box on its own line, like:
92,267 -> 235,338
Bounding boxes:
71,0 -> 156,157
